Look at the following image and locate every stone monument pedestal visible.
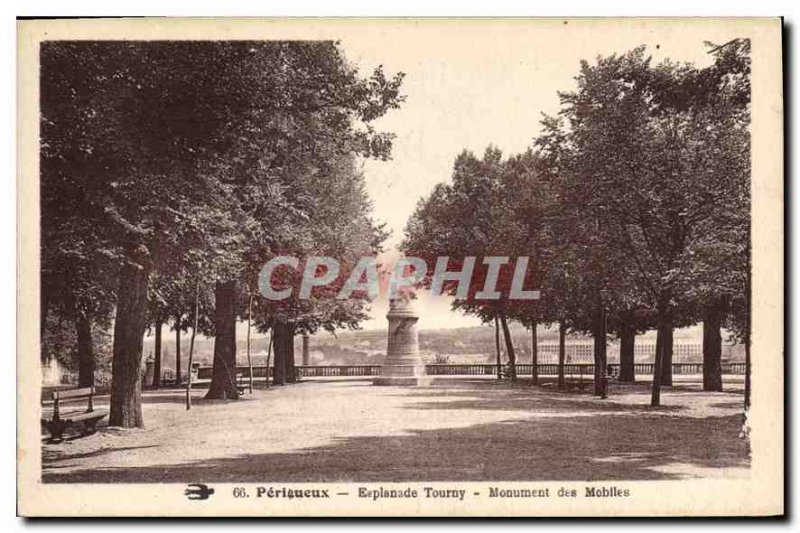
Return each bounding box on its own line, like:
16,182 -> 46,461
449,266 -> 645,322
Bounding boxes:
374,298 -> 429,386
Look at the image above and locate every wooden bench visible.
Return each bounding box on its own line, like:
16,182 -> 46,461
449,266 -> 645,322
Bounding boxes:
564,379 -> 592,391
41,387 -> 107,443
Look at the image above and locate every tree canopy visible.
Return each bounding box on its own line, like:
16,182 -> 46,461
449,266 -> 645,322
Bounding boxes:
403,41 -> 751,404
40,40 -> 405,424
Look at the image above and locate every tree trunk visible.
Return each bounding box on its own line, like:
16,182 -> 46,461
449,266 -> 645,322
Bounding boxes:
618,325 -> 636,383
658,323 -> 674,386
498,308 -> 517,382
655,328 -> 661,374
744,253 -> 752,410
286,326 -> 297,383
109,256 -> 151,428
494,314 -> 502,380
557,321 -> 566,390
744,327 -> 751,410
593,321 -> 602,396
175,315 -> 182,385
530,321 -> 539,386
152,315 -> 162,389
186,281 -> 200,409
651,320 -> 669,407
246,293 -> 254,393
75,304 -> 95,388
593,306 -> 607,397
265,325 -> 274,388
302,333 -> 310,366
205,280 -> 240,399
702,299 -> 724,392
41,290 -> 50,353
272,319 -> 287,385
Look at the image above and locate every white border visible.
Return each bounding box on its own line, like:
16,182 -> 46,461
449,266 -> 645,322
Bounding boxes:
5,2 -> 794,531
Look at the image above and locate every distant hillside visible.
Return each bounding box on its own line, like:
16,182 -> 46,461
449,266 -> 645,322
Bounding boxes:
144,323 -> 743,370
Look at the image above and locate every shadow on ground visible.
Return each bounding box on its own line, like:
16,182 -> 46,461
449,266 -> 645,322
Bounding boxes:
43,380 -> 749,484
43,445 -> 159,468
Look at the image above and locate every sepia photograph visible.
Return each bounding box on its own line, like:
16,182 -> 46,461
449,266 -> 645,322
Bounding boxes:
16,17 -> 784,517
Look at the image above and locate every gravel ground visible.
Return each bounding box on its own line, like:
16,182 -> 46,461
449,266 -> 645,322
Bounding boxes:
42,377 -> 749,483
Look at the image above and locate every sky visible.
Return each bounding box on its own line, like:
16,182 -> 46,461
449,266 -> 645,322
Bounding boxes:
327,19 -> 740,331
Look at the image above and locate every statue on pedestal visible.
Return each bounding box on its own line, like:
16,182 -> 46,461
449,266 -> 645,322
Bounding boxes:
373,297 -> 429,386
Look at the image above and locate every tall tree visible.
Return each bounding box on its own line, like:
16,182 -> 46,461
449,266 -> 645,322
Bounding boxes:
41,41 -> 404,421
536,43 -> 750,406
609,308 -> 653,383
206,280 -> 240,399
152,315 -> 163,388
557,321 -> 567,390
702,297 -> 726,391
272,318 -> 288,386
403,148 -> 548,383
201,44 -> 403,397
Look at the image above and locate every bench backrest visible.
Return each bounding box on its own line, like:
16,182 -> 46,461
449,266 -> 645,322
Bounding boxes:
50,387 -> 96,418
52,387 -> 94,401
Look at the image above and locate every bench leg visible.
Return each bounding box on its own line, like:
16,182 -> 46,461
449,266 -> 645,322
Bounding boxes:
45,420 -> 68,444
81,419 -> 99,436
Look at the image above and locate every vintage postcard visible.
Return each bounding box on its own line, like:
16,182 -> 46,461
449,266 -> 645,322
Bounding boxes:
17,17 -> 783,517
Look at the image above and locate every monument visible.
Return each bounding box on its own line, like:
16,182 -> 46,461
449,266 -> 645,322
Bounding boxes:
374,297 -> 429,386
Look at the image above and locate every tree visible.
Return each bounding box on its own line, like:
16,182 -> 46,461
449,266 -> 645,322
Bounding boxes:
41,41 -> 404,421
272,317 -> 289,386
536,114 -> 637,398
206,280 -> 240,399
557,321 -> 567,390
40,188 -> 116,387
41,42 -> 253,425
402,148 -> 533,383
608,308 -> 653,383
702,296 -> 726,391
681,40 -> 751,396
499,151 -> 562,386
536,44 -> 750,405
199,44 -> 403,398
246,151 -> 391,388
109,244 -> 151,427
150,314 -> 163,389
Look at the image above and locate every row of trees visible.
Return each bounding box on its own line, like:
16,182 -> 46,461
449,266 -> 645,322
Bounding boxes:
402,41 -> 751,406
41,41 -> 404,426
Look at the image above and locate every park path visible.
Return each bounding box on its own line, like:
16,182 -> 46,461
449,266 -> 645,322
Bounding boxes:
42,377 -> 749,483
